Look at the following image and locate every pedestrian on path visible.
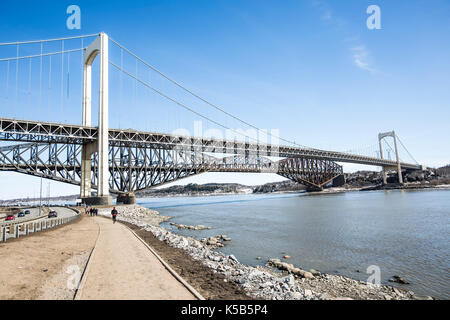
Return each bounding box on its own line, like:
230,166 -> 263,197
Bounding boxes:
111,207 -> 118,224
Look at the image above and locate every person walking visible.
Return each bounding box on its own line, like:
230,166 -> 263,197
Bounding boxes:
111,207 -> 118,224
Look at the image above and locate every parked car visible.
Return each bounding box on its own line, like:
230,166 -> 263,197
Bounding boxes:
48,210 -> 58,218
17,212 -> 25,218
24,210 -> 31,215
5,215 -> 15,221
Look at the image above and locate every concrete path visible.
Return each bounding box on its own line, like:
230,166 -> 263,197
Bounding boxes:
76,217 -> 196,300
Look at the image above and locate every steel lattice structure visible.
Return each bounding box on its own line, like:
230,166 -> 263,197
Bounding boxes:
0,118 -> 421,168
277,157 -> 343,188
0,140 -> 341,192
0,118 -> 421,193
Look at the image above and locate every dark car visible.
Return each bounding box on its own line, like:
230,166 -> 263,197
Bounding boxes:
18,212 -> 25,218
5,215 -> 15,221
48,210 -> 58,218
24,210 -> 31,215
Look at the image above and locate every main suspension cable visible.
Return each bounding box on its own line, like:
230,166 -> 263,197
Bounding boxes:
396,135 -> 419,165
109,60 -> 276,146
0,48 -> 85,62
109,37 -> 311,149
0,34 -> 99,46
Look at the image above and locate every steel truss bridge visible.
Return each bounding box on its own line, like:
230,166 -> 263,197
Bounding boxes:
0,33 -> 422,204
0,118 -> 421,194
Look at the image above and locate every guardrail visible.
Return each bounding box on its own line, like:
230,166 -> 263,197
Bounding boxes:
0,207 -> 81,243
1,207 -> 49,225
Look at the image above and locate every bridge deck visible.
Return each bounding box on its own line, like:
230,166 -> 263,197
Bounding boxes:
0,118 -> 420,170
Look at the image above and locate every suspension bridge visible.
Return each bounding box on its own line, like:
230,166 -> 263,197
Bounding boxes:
0,33 -> 423,205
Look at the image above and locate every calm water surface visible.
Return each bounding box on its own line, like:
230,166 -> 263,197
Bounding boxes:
138,190 -> 450,299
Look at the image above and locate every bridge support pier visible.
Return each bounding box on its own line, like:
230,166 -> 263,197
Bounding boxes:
82,196 -> 113,206
116,192 -> 137,205
80,142 -> 97,199
332,174 -> 346,187
305,186 -> 323,192
381,168 -> 388,185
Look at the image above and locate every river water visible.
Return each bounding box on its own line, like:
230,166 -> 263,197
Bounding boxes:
138,189 -> 450,299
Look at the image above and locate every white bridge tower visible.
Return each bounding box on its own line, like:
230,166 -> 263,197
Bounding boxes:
80,32 -> 112,205
378,131 -> 404,185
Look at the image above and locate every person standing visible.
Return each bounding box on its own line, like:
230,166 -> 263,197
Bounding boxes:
111,207 -> 118,224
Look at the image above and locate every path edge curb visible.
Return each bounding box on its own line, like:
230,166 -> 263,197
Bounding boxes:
73,217 -> 101,300
125,224 -> 206,301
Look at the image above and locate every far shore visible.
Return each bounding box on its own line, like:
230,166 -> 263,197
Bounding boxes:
1,183 -> 450,207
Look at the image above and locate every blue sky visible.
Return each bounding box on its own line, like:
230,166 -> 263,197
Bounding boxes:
0,0 -> 449,199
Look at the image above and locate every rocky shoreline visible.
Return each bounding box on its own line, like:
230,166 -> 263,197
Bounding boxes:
97,205 -> 434,300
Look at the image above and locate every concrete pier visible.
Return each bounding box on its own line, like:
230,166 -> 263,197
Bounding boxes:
82,196 -> 113,206
116,193 -> 137,205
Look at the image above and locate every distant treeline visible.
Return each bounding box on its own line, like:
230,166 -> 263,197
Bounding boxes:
136,183 -> 246,196
437,164 -> 450,176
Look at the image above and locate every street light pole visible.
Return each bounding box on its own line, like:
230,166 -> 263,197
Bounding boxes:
39,176 -> 43,216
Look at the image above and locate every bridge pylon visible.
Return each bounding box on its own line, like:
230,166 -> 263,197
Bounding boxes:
378,131 -> 403,185
80,32 -> 112,205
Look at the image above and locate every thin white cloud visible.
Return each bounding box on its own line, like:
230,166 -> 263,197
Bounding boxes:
312,0 -> 333,21
351,46 -> 377,73
312,1 -> 378,73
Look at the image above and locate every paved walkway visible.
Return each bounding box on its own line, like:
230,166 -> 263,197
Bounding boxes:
76,217 -> 196,300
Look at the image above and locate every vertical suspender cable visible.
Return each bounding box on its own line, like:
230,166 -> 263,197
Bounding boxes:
28,57 -> 32,107
120,48 -> 123,129
148,68 -> 152,130
40,42 -> 43,117
81,38 -> 84,125
48,55 -> 52,116
135,59 -> 138,129
61,40 -> 64,121
15,44 -> 19,118
67,51 -> 70,99
6,60 -> 9,104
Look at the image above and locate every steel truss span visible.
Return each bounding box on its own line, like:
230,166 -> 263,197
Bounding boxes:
0,118 -> 421,168
0,141 -> 342,193
0,118 -> 420,192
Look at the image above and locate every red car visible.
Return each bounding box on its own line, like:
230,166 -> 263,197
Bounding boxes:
48,210 -> 58,218
5,215 -> 15,221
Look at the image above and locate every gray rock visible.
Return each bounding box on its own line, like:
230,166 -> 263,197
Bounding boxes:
389,275 -> 410,284
310,269 -> 321,276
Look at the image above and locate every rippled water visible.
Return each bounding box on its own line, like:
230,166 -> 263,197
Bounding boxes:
138,189 -> 450,299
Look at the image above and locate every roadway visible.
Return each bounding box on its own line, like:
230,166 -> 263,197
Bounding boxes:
1,206 -> 79,241
3,206 -> 77,222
